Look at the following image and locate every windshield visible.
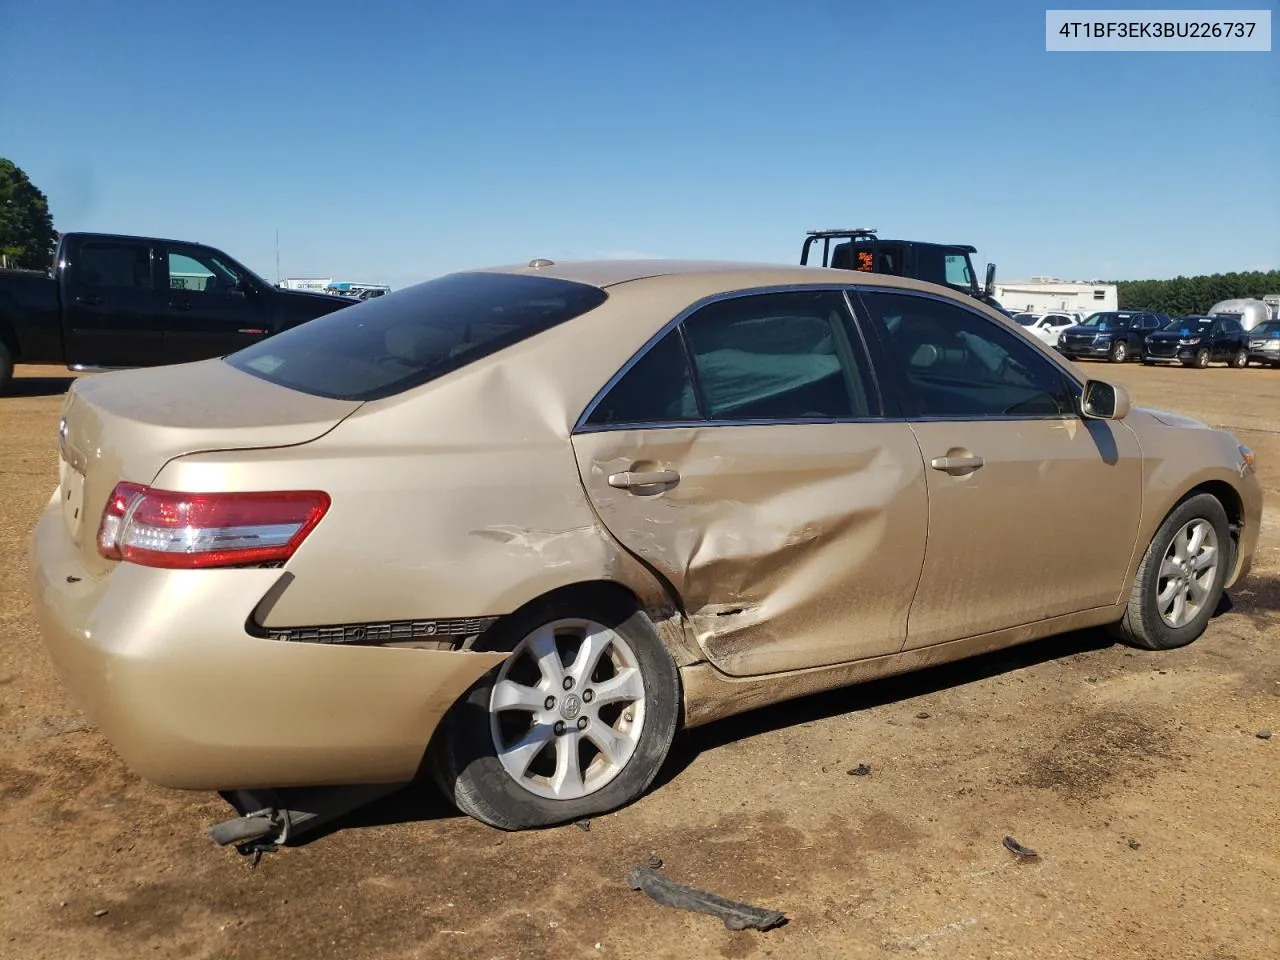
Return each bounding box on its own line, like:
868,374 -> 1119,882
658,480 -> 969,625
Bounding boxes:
1079,312 -> 1133,330
225,271 -> 608,401
1250,321 -> 1280,337
1012,313 -> 1038,326
1161,317 -> 1213,336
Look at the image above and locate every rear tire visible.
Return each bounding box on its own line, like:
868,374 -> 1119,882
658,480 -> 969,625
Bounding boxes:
429,594 -> 681,830
0,341 -> 12,395
1110,493 -> 1231,651
1230,348 -> 1248,368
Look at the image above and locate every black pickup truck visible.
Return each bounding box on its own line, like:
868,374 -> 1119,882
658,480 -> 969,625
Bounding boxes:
0,232 -> 356,392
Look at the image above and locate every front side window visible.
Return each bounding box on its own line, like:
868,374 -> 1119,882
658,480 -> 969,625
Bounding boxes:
166,247 -> 245,294
227,271 -> 608,401
76,241 -> 153,290
860,291 -> 1075,419
944,254 -> 973,289
682,291 -> 875,420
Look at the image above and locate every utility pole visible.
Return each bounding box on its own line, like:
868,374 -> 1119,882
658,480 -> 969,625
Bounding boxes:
275,229 -> 281,285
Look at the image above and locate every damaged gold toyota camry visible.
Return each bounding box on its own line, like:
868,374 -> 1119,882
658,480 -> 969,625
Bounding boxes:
30,259 -> 1261,836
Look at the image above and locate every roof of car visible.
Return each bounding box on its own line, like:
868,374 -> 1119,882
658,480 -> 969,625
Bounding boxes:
464,257 -> 956,296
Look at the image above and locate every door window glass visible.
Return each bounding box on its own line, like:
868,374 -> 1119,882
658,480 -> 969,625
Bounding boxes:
860,291 -> 1074,418
77,242 -> 153,289
167,247 -> 244,294
682,291 -> 874,420
582,329 -> 700,427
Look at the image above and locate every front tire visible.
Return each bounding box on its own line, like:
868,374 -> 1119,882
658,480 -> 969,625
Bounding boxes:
1194,347 -> 1210,368
430,594 -> 681,830
1111,493 -> 1231,651
1109,341 -> 1129,363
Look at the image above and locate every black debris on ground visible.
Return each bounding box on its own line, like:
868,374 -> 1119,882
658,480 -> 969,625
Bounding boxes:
1002,835 -> 1040,860
626,866 -> 787,932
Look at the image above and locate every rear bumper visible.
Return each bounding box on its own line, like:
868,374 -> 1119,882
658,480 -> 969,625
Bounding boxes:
27,496 -> 506,791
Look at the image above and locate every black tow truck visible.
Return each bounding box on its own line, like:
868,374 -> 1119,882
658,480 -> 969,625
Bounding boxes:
0,232 -> 356,393
800,227 -> 1006,313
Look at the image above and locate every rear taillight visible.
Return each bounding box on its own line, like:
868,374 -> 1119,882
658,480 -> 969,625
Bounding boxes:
97,484 -> 330,569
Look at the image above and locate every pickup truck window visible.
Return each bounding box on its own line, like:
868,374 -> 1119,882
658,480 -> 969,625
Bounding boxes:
944,255 -> 973,288
78,241 -> 153,289
165,247 -> 247,294
225,271 -> 608,402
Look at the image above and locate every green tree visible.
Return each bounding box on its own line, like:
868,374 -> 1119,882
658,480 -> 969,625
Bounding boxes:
1117,269 -> 1280,314
0,158 -> 57,270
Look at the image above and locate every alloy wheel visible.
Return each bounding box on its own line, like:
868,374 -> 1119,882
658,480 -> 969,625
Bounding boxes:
489,618 -> 646,801
1156,519 -> 1219,629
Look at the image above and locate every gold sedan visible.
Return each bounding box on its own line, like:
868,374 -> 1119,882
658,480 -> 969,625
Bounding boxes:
29,259 -> 1261,832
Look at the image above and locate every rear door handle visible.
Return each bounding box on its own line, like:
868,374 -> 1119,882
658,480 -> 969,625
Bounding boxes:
170,300 -> 193,311
74,294 -> 103,306
608,469 -> 680,489
930,455 -> 984,473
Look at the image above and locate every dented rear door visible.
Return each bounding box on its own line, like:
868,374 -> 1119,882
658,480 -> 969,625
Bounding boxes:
569,288 -> 929,679
571,424 -> 928,677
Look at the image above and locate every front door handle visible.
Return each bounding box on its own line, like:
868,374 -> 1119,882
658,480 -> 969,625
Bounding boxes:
74,294 -> 103,306
930,455 -> 984,474
608,469 -> 680,489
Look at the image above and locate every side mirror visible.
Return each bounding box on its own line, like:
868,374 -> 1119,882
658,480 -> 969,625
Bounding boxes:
984,262 -> 997,297
1081,380 -> 1131,420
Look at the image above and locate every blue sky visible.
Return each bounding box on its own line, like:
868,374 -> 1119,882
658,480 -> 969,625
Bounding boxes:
2,0 -> 1276,290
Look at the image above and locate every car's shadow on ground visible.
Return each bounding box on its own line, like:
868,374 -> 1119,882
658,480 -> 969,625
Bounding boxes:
290,587 -> 1259,845
3,377 -> 76,398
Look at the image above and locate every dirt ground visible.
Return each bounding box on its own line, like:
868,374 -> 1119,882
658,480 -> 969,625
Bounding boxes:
1,361 -> 1276,960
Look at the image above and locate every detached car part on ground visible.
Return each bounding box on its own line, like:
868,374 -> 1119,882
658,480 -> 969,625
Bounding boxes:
29,260 -> 1261,836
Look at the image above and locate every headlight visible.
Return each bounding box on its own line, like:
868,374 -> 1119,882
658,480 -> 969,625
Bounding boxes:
1178,338 -> 1198,345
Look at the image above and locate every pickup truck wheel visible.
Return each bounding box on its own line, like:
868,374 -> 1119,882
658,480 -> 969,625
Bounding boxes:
1110,493 -> 1231,651
1109,341 -> 1128,363
1229,348 -> 1248,368
0,341 -> 13,395
429,596 -> 681,830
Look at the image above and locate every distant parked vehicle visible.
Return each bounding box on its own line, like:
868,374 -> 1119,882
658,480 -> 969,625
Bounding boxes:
1014,311 -> 1077,347
1245,319 -> 1280,367
1055,310 -> 1168,363
1143,315 -> 1250,368
1207,298 -> 1270,332
0,232 -> 356,393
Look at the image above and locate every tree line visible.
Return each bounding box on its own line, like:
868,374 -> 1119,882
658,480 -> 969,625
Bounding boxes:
1116,271 -> 1280,316
0,158 -> 58,270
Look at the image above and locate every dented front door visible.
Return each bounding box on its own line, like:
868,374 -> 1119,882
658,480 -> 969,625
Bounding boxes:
570,423 -> 929,678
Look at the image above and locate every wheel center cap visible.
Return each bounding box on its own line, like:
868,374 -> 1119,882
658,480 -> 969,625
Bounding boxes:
560,694 -> 582,720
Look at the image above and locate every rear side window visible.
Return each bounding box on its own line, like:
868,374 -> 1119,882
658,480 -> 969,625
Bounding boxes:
225,272 -> 608,401
582,330 -> 700,427
76,241 -> 153,290
682,291 -> 873,420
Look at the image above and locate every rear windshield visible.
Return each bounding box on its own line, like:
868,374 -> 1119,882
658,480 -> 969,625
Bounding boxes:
225,271 -> 608,401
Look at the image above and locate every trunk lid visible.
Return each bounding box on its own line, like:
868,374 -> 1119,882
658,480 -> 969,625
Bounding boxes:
57,358 -> 361,576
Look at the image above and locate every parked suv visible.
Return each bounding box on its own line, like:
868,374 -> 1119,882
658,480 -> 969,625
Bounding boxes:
1246,320 -> 1280,367
1144,315 -> 1250,368
1056,311 -> 1168,363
